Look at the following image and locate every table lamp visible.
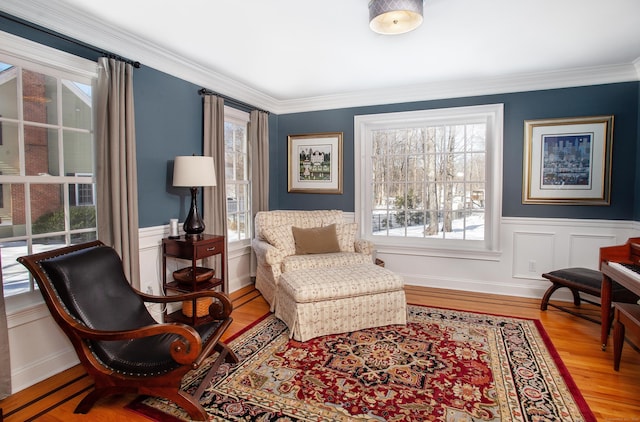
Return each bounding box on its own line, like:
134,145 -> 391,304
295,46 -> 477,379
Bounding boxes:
173,155 -> 217,237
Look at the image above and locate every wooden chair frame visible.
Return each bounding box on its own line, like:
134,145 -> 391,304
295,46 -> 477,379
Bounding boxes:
18,240 -> 238,421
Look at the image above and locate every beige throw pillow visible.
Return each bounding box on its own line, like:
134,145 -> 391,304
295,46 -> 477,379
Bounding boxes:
292,224 -> 341,255
333,222 -> 357,252
261,225 -> 296,256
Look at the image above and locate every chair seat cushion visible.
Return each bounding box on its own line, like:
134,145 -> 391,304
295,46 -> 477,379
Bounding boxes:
91,320 -> 222,376
543,267 -> 640,303
282,252 -> 371,273
279,264 -> 404,304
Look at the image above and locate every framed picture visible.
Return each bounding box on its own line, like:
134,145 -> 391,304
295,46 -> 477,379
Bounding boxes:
522,115 -> 614,205
288,132 -> 343,194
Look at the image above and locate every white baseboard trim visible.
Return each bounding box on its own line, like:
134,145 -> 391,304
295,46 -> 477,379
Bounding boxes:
11,348 -> 79,393
402,272 -> 574,303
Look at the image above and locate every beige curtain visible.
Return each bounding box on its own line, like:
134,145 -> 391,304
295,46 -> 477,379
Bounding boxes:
0,256 -> 11,399
95,57 -> 141,288
249,110 -> 269,277
202,95 -> 228,291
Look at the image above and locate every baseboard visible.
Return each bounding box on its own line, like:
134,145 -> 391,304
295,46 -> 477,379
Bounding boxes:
10,347 -> 78,394
402,273 -> 574,302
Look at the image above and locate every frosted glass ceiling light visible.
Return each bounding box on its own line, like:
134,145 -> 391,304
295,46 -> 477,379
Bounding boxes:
369,0 -> 424,35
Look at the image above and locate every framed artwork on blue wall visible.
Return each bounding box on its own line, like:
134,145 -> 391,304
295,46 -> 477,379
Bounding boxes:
288,132 -> 343,194
522,115 -> 614,205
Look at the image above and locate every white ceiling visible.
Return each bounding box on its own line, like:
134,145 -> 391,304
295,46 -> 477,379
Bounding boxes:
2,0 -> 640,113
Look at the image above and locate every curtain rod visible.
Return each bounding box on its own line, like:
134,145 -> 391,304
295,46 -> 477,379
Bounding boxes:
1,12 -> 141,68
198,88 -> 269,114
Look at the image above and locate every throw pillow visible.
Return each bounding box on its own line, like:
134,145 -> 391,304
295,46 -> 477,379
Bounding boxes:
292,224 -> 341,255
261,225 -> 296,256
333,222 -> 357,252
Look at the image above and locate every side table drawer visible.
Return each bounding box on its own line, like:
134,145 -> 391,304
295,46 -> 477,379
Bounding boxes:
196,241 -> 223,258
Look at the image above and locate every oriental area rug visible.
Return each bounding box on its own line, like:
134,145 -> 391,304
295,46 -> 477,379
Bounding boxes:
127,305 -> 595,421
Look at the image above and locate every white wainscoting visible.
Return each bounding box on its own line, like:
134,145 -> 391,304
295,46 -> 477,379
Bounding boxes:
377,217 -> 637,300
6,217 -> 639,393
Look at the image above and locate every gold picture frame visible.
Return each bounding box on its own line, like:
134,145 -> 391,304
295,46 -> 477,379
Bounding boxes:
288,132 -> 343,194
522,115 -> 614,205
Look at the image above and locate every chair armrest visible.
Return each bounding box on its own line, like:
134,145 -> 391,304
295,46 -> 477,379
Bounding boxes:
252,238 -> 285,266
67,319 -> 204,365
355,239 -> 375,256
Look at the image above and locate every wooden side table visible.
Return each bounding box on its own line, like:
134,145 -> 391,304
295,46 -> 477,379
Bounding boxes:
162,234 -> 225,326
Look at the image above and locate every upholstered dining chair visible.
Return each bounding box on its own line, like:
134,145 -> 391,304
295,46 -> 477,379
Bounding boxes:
18,240 -> 237,421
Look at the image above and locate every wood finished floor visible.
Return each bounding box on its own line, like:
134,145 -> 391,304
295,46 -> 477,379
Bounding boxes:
1,284 -> 639,421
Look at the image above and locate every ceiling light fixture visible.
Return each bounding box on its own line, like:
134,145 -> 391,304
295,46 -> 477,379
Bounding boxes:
369,0 -> 424,35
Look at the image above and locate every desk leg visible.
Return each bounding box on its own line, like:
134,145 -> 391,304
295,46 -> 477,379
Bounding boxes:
601,275 -> 612,350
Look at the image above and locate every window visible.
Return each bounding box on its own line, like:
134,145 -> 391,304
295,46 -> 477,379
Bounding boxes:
224,106 -> 251,244
1,33 -> 97,298
354,104 -> 503,258
69,173 -> 96,206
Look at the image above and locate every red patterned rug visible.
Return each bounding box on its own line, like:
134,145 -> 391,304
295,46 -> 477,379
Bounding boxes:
127,305 -> 595,421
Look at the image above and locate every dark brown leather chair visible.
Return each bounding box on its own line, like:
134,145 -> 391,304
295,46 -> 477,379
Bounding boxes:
18,240 -> 237,420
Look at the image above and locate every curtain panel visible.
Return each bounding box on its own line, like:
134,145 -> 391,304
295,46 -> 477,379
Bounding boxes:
95,57 -> 141,288
249,110 -> 269,276
202,95 -> 229,291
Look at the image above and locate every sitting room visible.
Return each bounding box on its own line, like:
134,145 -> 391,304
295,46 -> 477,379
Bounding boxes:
1,0 -> 640,420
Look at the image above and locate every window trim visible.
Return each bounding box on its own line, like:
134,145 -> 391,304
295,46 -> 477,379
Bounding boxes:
354,103 -> 504,260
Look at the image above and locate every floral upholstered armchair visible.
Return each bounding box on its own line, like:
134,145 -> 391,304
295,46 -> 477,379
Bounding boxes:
252,210 -> 375,309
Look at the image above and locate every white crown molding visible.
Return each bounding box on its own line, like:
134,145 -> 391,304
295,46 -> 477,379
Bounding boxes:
2,0 -> 639,115
634,57 -> 640,78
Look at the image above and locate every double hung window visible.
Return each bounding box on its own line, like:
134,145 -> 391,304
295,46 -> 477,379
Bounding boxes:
224,106 -> 251,244
1,34 -> 97,298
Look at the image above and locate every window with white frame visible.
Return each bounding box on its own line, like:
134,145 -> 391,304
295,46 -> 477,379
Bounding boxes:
224,106 -> 251,244
0,33 -> 97,298
354,104 -> 503,258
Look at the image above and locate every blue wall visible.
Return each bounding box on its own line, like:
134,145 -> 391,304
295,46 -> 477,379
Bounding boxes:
275,83 -> 639,220
3,12 -> 639,227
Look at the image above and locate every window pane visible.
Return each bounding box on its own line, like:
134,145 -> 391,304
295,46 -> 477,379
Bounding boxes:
22,69 -> 57,125
25,125 -> 59,176
0,183 -> 26,238
0,63 -> 18,119
31,183 -> 64,234
62,81 -> 92,130
235,152 -> 246,180
71,204 -> 96,230
0,120 -> 20,175
1,240 -> 29,296
71,230 -> 97,244
63,130 -> 93,175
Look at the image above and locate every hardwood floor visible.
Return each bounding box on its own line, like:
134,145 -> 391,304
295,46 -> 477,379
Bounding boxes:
2,284 -> 639,421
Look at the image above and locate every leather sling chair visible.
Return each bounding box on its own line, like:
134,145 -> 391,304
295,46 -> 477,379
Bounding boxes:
18,240 -> 238,420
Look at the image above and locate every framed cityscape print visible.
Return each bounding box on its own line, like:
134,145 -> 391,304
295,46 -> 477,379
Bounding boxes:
288,132 -> 343,194
522,115 -> 614,205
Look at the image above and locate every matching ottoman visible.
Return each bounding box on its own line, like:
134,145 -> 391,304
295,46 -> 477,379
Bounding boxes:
275,264 -> 407,341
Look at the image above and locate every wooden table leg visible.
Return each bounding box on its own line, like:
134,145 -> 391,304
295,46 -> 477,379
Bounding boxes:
600,275 -> 612,350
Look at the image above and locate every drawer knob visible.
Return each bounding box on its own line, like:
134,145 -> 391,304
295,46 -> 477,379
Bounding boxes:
207,247 -> 216,251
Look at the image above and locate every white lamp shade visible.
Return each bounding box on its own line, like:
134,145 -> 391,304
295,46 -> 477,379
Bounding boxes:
173,156 -> 217,187
369,0 -> 424,35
